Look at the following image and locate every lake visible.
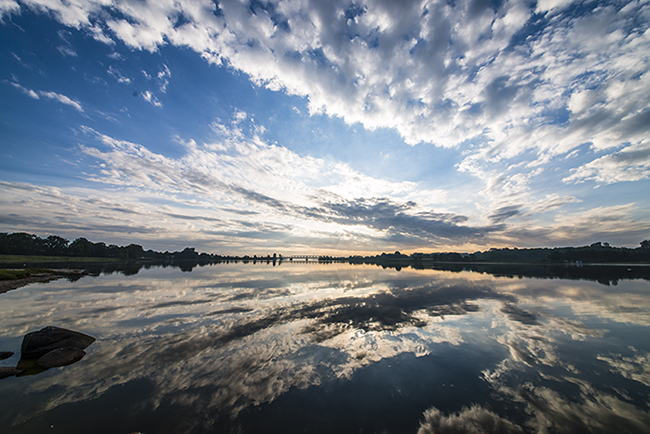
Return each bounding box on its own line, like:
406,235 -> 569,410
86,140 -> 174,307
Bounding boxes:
1,261 -> 650,433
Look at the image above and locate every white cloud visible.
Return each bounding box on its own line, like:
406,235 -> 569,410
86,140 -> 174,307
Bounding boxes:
141,89 -> 162,107
6,79 -> 84,111
57,44 -> 77,56
7,0 -> 646,236
563,140 -> 650,185
107,65 -> 130,84
9,1 -> 647,154
536,0 -> 577,13
157,63 -> 171,92
3,114 -> 647,251
78,123 -> 437,211
0,0 -> 20,21
7,80 -> 40,99
38,90 -> 84,111
0,120 -> 501,252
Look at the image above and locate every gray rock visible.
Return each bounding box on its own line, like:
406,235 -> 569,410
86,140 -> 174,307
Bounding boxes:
36,347 -> 86,368
0,351 -> 14,361
0,366 -> 22,379
21,326 -> 95,359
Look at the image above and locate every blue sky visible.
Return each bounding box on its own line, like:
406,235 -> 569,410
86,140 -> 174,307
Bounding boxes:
1,0 -> 649,255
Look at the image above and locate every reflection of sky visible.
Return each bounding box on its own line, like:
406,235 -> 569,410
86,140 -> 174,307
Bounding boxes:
1,263 -> 650,433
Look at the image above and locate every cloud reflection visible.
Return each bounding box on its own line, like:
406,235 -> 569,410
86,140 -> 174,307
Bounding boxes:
418,405 -> 523,434
0,263 -> 649,432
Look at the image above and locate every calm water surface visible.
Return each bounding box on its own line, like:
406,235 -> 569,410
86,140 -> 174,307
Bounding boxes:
1,262 -> 650,433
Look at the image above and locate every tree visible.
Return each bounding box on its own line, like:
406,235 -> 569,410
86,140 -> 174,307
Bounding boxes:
69,237 -> 93,257
125,244 -> 145,259
44,235 -> 69,255
5,232 -> 43,255
177,247 -> 198,260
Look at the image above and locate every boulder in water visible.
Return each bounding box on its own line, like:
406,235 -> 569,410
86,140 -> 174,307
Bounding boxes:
36,347 -> 86,368
0,351 -> 14,361
21,326 -> 95,359
0,366 -> 22,379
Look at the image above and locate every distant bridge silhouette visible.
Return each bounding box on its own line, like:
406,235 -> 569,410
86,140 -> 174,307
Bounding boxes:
282,255 -> 321,260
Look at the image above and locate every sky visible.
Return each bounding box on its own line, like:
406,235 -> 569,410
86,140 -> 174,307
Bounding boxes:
0,0 -> 649,255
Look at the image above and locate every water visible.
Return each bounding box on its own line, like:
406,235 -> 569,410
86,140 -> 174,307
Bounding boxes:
1,262 -> 649,433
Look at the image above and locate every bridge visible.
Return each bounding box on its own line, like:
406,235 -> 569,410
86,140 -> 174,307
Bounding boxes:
241,255 -> 336,262
282,255 -> 321,261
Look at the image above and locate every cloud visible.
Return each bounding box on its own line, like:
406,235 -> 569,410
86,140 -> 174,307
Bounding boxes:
38,90 -> 84,111
488,205 -> 521,224
4,0 -> 647,251
57,44 -> 77,56
315,197 -> 501,242
107,65 -> 130,84
8,1 -> 648,174
0,0 -> 19,22
3,114 -> 491,252
1,265 -> 482,422
514,380 -> 650,434
563,140 -> 650,185
3,111 -> 645,252
56,29 -> 76,56
598,350 -> 650,387
6,80 -> 39,99
6,79 -> 84,111
73,124 -> 508,249
4,258 -> 650,430
489,203 -> 650,248
157,63 -> 171,92
141,89 -> 162,107
418,405 -> 523,434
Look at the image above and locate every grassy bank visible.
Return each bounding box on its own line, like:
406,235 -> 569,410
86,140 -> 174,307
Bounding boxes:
0,268 -> 59,281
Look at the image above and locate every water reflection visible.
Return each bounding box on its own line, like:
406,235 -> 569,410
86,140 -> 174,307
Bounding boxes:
0,263 -> 649,433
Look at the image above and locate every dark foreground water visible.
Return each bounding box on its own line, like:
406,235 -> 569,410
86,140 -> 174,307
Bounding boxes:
1,262 -> 650,434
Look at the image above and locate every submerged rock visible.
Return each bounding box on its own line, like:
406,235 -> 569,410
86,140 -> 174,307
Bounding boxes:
21,326 -> 95,359
0,351 -> 14,361
0,366 -> 22,379
15,358 -> 48,377
36,347 -> 86,368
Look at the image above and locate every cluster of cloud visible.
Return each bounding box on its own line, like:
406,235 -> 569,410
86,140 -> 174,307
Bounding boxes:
2,1 -> 649,251
2,113 -> 648,252
71,123 -> 503,250
4,1 -> 649,179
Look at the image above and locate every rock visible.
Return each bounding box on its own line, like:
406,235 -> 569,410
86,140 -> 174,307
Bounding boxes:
36,347 -> 86,368
21,326 -> 95,359
0,366 -> 22,379
15,358 -> 48,377
0,351 -> 14,361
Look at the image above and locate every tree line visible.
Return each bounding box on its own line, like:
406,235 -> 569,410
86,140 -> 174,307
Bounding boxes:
2,232 -> 649,264
347,240 -> 650,265
0,232 -> 224,261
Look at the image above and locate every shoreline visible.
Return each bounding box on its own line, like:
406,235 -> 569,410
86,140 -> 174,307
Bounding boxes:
0,270 -> 86,294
